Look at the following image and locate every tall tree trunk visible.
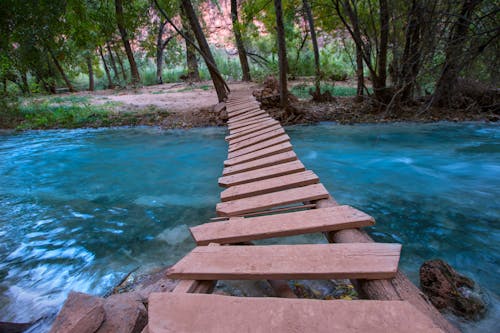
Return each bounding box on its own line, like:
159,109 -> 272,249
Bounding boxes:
398,0 -> 422,102
356,43 -> 364,99
432,0 -> 480,107
273,0 -> 289,108
181,14 -> 200,81
180,0 -> 228,102
21,72 -> 30,95
114,46 -> 128,81
231,0 -> 251,81
156,20 -> 172,84
99,45 -> 115,89
106,41 -> 120,80
48,49 -> 76,92
115,0 -> 141,85
373,0 -> 389,100
302,0 -> 320,92
87,55 -> 94,91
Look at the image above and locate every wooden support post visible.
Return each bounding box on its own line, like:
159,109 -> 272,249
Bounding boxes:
315,197 -> 459,333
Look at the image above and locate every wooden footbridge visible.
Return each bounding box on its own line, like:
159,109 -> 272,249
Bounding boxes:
146,90 -> 458,332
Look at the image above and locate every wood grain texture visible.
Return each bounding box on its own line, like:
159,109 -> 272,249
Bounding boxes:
227,134 -> 290,159
228,128 -> 285,152
220,170 -> 317,200
228,116 -> 273,131
225,120 -> 279,138
222,151 -> 297,176
218,160 -> 305,188
148,293 -> 444,333
226,124 -> 282,143
228,110 -> 267,123
190,205 -> 375,245
167,243 -> 401,280
216,183 -> 329,216
224,142 -> 293,166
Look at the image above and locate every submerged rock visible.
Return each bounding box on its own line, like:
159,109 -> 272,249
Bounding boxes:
420,259 -> 487,320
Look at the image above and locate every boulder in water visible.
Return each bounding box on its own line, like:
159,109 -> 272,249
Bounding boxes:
420,259 -> 487,320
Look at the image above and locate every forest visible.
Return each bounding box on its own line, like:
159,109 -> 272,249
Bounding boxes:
0,0 -> 498,129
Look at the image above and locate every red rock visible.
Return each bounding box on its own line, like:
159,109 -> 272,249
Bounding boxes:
96,292 -> 147,333
49,291 -> 105,333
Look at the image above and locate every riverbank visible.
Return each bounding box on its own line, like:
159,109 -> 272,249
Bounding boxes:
1,81 -> 498,130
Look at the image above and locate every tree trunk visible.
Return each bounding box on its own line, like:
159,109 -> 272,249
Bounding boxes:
273,0 -> 289,108
115,0 -> 141,85
106,41 -> 120,80
231,0 -> 251,81
2,77 -> 6,94
156,20 -> 172,84
48,49 -> 76,92
432,0 -> 480,107
87,55 -> 94,91
356,43 -> 364,99
114,47 -> 128,81
302,0 -> 320,92
21,72 -> 30,95
373,0 -> 389,101
180,0 -> 228,102
398,0 -> 422,102
182,15 -> 200,81
99,45 -> 115,89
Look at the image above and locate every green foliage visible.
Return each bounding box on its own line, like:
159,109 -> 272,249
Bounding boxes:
291,83 -> 361,99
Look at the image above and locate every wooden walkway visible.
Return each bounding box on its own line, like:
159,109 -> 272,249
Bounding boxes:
146,91 -> 448,332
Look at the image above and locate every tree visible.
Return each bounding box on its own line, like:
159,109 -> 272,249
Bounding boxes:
231,0 -> 251,81
302,0 -> 320,94
115,0 -> 141,85
155,17 -> 173,84
274,0 -> 289,108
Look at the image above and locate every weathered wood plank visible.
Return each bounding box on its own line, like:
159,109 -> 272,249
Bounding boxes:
227,134 -> 290,159
228,110 -> 267,123
224,142 -> 293,166
228,128 -> 285,152
216,183 -> 329,216
218,160 -> 305,188
167,243 -> 401,280
149,293 -> 443,333
226,123 -> 282,143
228,116 -> 272,131
191,205 -> 375,245
222,151 -> 297,176
225,120 -> 279,138
228,107 -> 262,119
220,170 -> 318,200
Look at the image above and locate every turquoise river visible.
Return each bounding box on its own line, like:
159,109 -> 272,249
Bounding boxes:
0,122 -> 498,332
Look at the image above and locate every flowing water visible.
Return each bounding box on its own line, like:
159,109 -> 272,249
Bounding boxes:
0,123 -> 498,332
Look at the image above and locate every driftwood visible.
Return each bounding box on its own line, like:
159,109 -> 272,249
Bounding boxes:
316,197 -> 460,333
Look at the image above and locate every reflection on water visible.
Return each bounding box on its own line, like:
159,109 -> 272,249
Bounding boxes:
0,123 -> 498,332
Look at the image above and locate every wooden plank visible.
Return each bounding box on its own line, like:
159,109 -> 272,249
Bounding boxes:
227,134 -> 290,159
228,110 -> 267,124
228,106 -> 261,118
191,205 -> 375,245
316,198 -> 461,333
224,142 -> 293,166
226,123 -> 282,143
228,128 -> 285,152
218,160 -> 305,188
220,170 -> 318,200
149,293 -> 443,333
239,203 -> 316,217
216,183 -> 329,216
167,243 -> 401,280
228,116 -> 272,131
226,120 -> 279,138
222,151 -> 297,176
229,108 -> 266,120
